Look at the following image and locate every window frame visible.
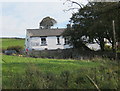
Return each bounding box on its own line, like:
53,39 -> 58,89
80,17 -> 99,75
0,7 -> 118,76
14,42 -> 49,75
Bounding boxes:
30,37 -> 40,47
40,37 -> 47,46
64,37 -> 69,45
56,36 -> 61,45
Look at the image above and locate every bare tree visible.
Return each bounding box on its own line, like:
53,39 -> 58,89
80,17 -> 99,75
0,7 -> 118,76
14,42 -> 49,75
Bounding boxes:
63,0 -> 85,12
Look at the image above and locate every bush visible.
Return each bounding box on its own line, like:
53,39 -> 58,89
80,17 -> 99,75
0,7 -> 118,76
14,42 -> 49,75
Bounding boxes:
7,46 -> 23,54
0,48 -> 4,53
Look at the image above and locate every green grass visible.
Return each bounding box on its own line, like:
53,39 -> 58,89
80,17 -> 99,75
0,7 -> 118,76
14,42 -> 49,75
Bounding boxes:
2,55 -> 100,74
2,55 -> 119,89
1,38 -> 25,49
1,38 -> 119,89
2,55 -> 100,89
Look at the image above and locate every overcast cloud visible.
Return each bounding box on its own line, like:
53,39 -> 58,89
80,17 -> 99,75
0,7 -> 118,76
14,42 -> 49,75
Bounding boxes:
0,0 -> 88,38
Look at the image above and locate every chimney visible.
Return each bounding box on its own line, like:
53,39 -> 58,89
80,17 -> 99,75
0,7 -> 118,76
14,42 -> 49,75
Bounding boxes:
67,24 -> 71,29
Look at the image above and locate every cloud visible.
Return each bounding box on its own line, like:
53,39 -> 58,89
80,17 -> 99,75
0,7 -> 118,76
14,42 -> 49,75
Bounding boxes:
1,1 -> 88,37
2,16 -> 26,37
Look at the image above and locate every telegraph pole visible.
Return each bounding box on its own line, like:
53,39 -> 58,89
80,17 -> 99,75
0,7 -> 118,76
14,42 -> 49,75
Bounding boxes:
112,20 -> 117,60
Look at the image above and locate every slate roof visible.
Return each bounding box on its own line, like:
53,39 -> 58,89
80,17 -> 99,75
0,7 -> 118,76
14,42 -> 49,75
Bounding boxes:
27,28 -> 65,37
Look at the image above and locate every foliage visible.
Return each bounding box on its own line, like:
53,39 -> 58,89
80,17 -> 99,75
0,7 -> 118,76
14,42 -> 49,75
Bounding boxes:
63,24 -> 91,50
7,46 -> 23,54
89,2 -> 120,51
40,16 -> 57,29
1,48 -> 6,53
63,2 -> 120,51
104,44 -> 112,51
2,55 -> 119,89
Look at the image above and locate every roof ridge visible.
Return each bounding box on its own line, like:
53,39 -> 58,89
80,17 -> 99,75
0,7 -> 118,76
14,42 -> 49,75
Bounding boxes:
27,28 -> 65,30
27,28 -> 65,36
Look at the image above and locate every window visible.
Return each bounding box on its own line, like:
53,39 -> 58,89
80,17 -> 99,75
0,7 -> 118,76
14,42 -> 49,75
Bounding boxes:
31,42 -> 39,46
64,38 -> 69,45
41,37 -> 47,46
30,37 -> 40,46
57,36 -> 61,45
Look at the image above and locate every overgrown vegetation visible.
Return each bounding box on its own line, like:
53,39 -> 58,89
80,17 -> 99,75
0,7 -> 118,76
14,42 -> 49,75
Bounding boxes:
2,55 -> 119,89
7,46 -> 23,54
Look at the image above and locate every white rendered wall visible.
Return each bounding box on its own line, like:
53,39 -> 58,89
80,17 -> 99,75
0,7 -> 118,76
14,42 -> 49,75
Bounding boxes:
25,32 -> 30,49
26,36 -> 72,50
47,36 -> 64,50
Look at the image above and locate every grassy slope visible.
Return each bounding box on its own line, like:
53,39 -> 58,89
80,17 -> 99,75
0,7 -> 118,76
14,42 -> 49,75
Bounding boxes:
2,55 -> 119,89
1,38 -> 119,89
2,55 -> 101,88
1,38 -> 25,49
2,55 -> 100,75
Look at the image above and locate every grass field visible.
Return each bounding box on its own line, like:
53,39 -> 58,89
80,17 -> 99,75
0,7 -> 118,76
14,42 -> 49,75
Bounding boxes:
1,38 -> 25,49
2,55 -> 119,89
1,38 -> 119,89
2,55 -> 100,74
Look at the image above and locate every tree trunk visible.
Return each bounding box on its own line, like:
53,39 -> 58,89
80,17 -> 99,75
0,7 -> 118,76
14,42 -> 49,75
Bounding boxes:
99,37 -> 105,51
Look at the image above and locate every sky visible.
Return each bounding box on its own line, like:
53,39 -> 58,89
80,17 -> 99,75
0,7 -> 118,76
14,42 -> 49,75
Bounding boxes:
0,0 -> 88,38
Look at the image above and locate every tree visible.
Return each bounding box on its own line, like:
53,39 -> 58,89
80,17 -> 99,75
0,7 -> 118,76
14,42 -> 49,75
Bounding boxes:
89,2 -> 120,51
63,2 -> 120,51
63,2 -> 95,50
40,16 -> 57,29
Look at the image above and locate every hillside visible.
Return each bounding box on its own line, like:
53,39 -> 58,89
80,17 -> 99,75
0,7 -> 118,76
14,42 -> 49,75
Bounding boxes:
1,38 -> 25,49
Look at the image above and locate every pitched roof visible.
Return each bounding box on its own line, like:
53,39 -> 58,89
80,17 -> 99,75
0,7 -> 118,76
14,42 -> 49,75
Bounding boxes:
27,28 -> 65,37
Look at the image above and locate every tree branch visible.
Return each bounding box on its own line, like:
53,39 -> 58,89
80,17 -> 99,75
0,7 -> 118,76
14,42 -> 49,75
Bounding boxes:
63,8 -> 80,12
95,38 -> 100,45
63,0 -> 84,10
86,75 -> 100,91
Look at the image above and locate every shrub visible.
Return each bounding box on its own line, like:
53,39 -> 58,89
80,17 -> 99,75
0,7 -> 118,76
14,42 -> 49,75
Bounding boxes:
7,46 -> 23,54
0,48 -> 6,53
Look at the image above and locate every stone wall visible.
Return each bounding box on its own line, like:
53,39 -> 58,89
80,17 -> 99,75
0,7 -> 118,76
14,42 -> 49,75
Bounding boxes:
26,49 -> 120,60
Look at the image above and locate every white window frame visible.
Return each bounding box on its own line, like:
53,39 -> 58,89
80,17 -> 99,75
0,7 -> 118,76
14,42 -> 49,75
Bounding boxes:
41,37 -> 47,46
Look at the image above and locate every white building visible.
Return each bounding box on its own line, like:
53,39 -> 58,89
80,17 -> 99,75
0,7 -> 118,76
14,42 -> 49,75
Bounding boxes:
25,28 -> 72,50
